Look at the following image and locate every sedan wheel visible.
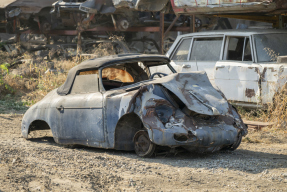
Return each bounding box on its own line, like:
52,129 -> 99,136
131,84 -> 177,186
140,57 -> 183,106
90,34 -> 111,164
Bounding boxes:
134,130 -> 156,157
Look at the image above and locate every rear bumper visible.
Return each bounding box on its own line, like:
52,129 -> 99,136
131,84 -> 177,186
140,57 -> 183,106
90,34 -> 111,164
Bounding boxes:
148,124 -> 239,151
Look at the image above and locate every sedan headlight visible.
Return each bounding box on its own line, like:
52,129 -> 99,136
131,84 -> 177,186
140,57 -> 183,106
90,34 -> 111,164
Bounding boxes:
155,105 -> 173,124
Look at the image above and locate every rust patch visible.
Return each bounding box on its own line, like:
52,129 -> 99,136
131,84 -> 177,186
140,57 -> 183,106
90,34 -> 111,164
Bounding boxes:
245,88 -> 255,98
270,67 -> 276,72
260,68 -> 267,82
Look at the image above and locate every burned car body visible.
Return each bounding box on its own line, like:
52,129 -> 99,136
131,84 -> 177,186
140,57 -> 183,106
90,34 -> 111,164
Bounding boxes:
21,54 -> 247,157
51,0 -> 180,31
0,0 -> 16,31
170,0 -> 286,15
50,0 -> 287,32
38,39 -> 130,59
3,0 -> 56,33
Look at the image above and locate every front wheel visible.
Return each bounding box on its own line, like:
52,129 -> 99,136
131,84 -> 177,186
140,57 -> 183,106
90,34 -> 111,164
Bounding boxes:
133,130 -> 156,157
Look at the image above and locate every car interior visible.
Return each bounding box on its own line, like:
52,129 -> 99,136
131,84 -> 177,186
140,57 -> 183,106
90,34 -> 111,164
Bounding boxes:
226,37 -> 252,61
77,61 -> 174,91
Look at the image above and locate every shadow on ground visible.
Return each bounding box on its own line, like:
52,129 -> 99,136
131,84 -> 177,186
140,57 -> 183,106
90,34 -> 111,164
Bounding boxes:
26,136 -> 287,174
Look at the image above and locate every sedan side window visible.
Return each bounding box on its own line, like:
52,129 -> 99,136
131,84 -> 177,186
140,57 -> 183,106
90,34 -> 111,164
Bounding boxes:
190,37 -> 223,61
171,38 -> 192,61
70,73 -> 99,94
225,37 -> 252,61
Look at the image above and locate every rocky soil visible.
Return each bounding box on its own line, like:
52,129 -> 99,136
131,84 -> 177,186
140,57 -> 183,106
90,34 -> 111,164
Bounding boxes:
0,114 -> 287,192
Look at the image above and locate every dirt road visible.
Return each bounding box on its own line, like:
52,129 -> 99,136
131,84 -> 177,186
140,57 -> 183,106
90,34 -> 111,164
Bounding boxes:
0,114 -> 287,192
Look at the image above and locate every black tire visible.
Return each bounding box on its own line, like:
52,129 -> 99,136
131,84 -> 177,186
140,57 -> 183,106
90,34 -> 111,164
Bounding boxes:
221,132 -> 242,151
133,130 -> 156,158
230,132 -> 242,151
40,18 -> 51,34
6,21 -> 14,34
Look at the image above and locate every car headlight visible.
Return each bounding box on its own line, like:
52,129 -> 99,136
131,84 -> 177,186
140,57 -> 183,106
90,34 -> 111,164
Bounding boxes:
155,105 -> 173,124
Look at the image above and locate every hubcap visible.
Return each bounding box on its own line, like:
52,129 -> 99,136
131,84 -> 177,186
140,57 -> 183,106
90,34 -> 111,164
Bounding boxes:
136,134 -> 150,152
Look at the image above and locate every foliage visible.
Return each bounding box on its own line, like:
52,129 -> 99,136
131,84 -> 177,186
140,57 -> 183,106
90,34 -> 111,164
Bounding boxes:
0,95 -> 28,113
0,40 -> 120,113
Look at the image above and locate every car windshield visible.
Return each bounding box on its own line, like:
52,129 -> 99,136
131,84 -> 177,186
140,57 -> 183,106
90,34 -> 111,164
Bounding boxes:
100,62 -> 174,91
254,33 -> 287,62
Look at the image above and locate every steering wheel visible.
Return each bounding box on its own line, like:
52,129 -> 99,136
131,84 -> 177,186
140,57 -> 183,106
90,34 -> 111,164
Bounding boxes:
150,72 -> 168,79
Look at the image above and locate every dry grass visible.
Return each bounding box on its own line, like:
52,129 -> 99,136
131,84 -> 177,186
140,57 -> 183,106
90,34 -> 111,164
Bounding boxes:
0,40 -> 119,106
266,86 -> 287,129
21,59 -> 76,104
239,85 -> 287,129
238,86 -> 287,143
242,127 -> 287,144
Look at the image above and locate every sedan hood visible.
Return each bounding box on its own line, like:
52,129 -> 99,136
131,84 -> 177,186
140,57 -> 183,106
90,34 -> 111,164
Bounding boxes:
151,72 -> 229,116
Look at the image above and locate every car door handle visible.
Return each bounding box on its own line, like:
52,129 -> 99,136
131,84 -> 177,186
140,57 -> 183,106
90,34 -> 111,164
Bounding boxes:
182,64 -> 191,68
56,105 -> 64,112
216,66 -> 225,69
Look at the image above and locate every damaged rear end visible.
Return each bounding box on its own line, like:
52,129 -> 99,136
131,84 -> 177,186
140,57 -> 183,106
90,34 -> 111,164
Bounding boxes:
133,72 -> 247,153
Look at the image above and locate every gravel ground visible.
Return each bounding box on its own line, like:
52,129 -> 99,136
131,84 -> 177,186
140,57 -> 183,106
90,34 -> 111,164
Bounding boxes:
0,114 -> 287,192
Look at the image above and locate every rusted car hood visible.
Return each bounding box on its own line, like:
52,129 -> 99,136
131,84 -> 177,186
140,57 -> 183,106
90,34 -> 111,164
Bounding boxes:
141,72 -> 229,116
170,0 -> 278,15
9,0 -> 56,7
0,0 -> 16,8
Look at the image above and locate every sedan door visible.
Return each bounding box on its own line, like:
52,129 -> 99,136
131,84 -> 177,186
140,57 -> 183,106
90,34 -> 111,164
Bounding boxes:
169,38 -> 198,72
169,36 -> 224,86
188,36 -> 224,85
214,36 -> 262,106
55,73 -> 105,146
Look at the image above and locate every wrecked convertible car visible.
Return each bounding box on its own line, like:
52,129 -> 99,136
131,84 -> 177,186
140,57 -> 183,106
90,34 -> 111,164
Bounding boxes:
21,54 -> 247,157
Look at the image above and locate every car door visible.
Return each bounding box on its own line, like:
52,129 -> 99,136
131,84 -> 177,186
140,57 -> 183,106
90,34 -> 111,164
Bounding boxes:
169,36 -> 224,86
56,73 -> 105,145
188,36 -> 224,86
169,38 -> 198,72
214,35 -> 262,105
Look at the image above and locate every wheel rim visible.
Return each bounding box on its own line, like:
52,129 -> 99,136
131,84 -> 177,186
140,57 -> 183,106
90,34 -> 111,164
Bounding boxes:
134,131 -> 155,157
136,134 -> 150,153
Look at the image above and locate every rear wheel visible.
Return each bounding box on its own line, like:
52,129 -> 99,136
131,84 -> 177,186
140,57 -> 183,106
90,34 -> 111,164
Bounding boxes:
134,130 -> 156,157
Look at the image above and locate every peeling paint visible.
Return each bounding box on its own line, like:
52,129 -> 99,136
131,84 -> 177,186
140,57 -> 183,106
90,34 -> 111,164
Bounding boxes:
245,88 -> 256,98
171,0 -> 277,14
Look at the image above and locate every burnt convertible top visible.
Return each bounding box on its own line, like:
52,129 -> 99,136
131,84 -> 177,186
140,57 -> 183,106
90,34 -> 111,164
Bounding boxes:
57,54 -> 170,95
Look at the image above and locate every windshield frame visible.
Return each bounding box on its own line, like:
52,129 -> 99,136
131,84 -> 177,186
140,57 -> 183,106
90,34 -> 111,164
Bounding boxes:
99,62 -> 176,92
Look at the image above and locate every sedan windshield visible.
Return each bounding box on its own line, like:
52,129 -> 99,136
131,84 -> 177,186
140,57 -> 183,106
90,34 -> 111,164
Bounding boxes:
254,33 -> 287,62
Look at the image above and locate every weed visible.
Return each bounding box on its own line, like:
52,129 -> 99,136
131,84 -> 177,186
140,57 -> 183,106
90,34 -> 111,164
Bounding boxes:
0,96 -> 28,113
0,39 -> 121,113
